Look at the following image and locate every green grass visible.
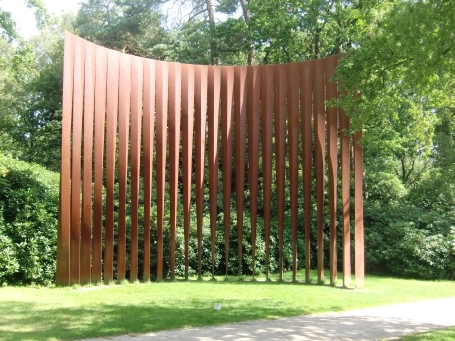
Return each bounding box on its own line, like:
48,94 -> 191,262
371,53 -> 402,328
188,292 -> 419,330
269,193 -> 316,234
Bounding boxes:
395,327 -> 455,341
1,272 -> 455,341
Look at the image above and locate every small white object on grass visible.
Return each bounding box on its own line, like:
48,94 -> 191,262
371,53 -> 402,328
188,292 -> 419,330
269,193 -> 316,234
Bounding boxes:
213,303 -> 221,310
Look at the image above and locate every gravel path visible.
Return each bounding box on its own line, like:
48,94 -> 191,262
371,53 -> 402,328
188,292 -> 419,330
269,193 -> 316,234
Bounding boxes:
81,297 -> 455,341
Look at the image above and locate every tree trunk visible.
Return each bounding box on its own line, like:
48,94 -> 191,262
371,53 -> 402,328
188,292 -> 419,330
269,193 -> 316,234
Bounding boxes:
239,0 -> 254,65
205,0 -> 218,65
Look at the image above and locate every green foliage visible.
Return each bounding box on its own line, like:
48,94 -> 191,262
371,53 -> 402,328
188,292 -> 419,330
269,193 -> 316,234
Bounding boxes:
0,153 -> 59,285
12,33 -> 63,171
0,9 -> 17,40
365,200 -> 455,280
75,0 -> 168,58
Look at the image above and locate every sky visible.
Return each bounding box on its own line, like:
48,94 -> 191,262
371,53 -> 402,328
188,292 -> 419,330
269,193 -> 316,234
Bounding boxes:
1,0 -> 81,38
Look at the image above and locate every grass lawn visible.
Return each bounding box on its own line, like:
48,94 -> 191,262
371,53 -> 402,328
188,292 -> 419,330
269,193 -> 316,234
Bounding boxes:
395,327 -> 455,341
1,271 -> 455,341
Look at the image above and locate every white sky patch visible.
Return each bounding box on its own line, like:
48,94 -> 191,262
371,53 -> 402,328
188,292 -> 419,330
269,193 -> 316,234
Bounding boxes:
1,0 -> 81,38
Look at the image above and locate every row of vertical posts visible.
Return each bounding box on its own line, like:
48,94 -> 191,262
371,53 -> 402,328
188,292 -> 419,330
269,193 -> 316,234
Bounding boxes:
57,32 -> 364,287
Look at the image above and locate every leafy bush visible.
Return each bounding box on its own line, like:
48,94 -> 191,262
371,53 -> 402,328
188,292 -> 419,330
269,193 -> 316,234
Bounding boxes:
365,200 -> 455,279
0,154 -> 59,285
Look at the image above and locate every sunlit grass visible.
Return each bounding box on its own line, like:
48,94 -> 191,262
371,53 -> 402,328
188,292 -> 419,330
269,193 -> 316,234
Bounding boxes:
1,271 -> 455,341
394,327 -> 455,341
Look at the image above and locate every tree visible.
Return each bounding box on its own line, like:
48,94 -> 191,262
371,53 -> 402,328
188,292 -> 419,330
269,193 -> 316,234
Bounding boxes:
75,0 -> 168,58
249,0 -> 375,63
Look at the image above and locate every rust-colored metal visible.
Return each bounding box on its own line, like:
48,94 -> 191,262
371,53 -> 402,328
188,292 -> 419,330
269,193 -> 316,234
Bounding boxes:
208,66 -> 221,277
92,45 -> 107,284
169,63 -> 182,281
314,58 -> 325,284
81,42 -> 95,285
117,53 -> 131,282
104,49 -> 120,284
70,37 -> 85,285
326,56 -> 339,286
247,66 -> 260,278
234,66 -> 247,275
287,63 -> 299,282
155,60 -> 169,281
56,32 -> 74,286
300,60 -> 313,283
130,56 -> 143,282
182,64 -> 195,280
260,65 -> 273,280
195,65 -> 208,279
340,106 -> 351,287
143,59 -> 156,281
274,65 -> 286,281
355,129 -> 365,288
58,33 -> 363,286
221,66 -> 234,276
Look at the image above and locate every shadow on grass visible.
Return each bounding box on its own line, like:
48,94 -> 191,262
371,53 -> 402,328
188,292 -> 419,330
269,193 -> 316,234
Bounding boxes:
0,298 -> 310,341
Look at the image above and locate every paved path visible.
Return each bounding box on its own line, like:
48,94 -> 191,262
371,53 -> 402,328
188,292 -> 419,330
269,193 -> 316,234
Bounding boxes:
82,297 -> 455,341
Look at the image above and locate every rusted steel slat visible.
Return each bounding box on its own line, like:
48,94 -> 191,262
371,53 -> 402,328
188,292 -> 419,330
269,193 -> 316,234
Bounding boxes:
182,64 -> 195,280
247,66 -> 260,278
221,66 -> 234,277
155,61 -> 169,281
81,42 -> 96,285
326,56 -> 338,286
70,37 -> 85,285
117,53 -> 131,281
143,59 -> 156,281
104,49 -> 120,284
355,129 -> 364,288
59,35 -> 362,286
195,65 -> 208,279
287,63 -> 299,282
92,45 -> 107,284
340,105 -> 351,287
300,60 -> 313,283
260,65 -> 273,280
57,32 -> 75,286
208,66 -> 220,277
274,65 -> 286,281
169,63 -> 182,281
314,58 -> 325,284
234,66 -> 247,275
130,56 -> 143,282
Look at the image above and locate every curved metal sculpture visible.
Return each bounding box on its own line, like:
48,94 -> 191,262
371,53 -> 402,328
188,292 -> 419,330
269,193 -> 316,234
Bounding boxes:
57,32 -> 364,287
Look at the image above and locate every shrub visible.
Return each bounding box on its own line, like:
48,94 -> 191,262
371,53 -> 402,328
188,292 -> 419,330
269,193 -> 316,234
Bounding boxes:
0,154 -> 59,285
364,200 -> 455,280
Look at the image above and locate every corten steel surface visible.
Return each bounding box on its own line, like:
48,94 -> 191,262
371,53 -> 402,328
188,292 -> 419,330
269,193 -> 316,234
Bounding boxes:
247,66 -> 260,278
300,61 -> 313,284
142,59 -> 155,281
195,65 -> 208,279
57,32 -> 364,287
81,42 -> 95,285
314,58 -> 325,284
340,107 -> 351,288
287,63 -> 299,282
260,66 -> 273,280
234,66 -> 247,275
274,65 -> 286,281
92,45 -> 107,284
355,130 -> 365,288
326,56 -> 338,286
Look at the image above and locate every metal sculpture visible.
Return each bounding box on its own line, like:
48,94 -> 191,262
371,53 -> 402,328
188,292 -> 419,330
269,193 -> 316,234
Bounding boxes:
57,32 -> 364,287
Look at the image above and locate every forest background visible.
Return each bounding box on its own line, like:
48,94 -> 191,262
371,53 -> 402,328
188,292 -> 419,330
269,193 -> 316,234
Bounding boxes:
0,0 -> 454,285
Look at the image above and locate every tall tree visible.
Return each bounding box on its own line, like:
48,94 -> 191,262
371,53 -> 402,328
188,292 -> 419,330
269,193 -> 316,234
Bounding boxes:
75,0 -> 167,57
